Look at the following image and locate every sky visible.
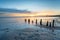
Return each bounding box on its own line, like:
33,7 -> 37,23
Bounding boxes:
0,0 -> 60,11
0,0 -> 60,15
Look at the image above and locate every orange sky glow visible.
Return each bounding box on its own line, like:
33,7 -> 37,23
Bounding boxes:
6,11 -> 60,17
0,10 -> 60,17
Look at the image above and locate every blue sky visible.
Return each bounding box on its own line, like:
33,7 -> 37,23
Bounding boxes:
0,0 -> 60,12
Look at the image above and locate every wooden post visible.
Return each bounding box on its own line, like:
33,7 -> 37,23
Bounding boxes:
40,19 -> 42,25
25,19 -> 27,22
28,19 -> 30,24
36,19 -> 37,25
32,20 -> 34,24
49,22 -> 51,27
52,20 -> 55,28
46,21 -> 48,26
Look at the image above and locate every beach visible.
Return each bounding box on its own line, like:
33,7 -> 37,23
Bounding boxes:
0,17 -> 60,40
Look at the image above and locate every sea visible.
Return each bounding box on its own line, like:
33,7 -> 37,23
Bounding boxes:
0,17 -> 60,40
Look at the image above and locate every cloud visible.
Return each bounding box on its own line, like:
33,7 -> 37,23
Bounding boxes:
0,8 -> 31,13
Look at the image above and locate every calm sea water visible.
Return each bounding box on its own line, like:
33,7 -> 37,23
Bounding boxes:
0,17 -> 60,40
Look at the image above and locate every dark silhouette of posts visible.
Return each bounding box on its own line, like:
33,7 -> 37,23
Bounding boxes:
40,19 -> 42,25
32,20 -> 34,24
36,19 -> 37,25
25,19 -> 27,22
49,22 -> 51,27
46,21 -> 48,26
28,19 -> 30,24
52,20 -> 55,28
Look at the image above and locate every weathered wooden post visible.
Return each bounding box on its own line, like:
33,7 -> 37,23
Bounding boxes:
46,21 -> 48,26
40,19 -> 42,25
52,20 -> 55,28
25,19 -> 27,22
28,19 -> 30,24
32,20 -> 34,24
36,19 -> 37,25
49,22 -> 51,27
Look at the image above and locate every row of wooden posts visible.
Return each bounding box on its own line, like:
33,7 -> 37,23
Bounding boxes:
25,19 -> 55,28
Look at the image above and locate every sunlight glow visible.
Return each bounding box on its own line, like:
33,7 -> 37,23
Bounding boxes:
1,10 -> 60,17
